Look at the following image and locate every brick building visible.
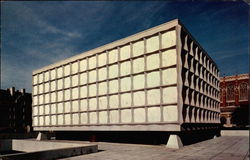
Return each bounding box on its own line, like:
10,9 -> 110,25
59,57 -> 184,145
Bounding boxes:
220,74 -> 249,127
0,87 -> 32,133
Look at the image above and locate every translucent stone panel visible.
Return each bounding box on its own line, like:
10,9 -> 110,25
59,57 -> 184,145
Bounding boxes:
39,95 -> 44,104
147,71 -> 160,88
33,96 -> 38,105
64,89 -> 71,101
120,61 -> 131,76
65,102 -> 70,113
109,64 -> 118,79
109,79 -> 118,94
121,109 -> 132,123
65,114 -> 71,125
72,62 -> 78,74
64,77 -> 71,89
148,107 -> 161,122
146,36 -> 159,53
57,67 -> 63,78
162,30 -> 176,48
120,45 -> 130,61
45,116 -> 50,125
98,53 -> 107,67
80,72 -> 87,85
98,82 -> 107,95
89,70 -> 96,83
72,101 -> 79,112
80,99 -> 87,111
72,88 -> 79,99
33,75 -> 38,85
89,112 -> 97,124
121,93 -> 131,108
163,87 -> 177,104
89,56 -> 96,69
64,64 -> 70,76
147,89 -> 161,105
50,69 -> 56,80
89,98 -> 97,110
121,77 -> 131,92
80,113 -> 88,124
133,40 -> 144,57
33,117 -> 38,126
57,103 -> 63,113
133,74 -> 145,90
147,54 -> 159,70
109,49 -> 118,64
162,49 -> 176,67
162,68 -> 177,85
39,84 -> 43,94
89,84 -> 96,97
44,71 -> 50,82
44,82 -> 49,93
33,106 -> 38,115
39,73 -> 43,83
110,110 -> 119,123
98,67 -> 107,81
99,111 -> 108,124
39,106 -> 44,115
72,113 -> 79,125
163,106 -> 178,122
58,115 -> 63,125
133,58 -> 144,74
80,59 -> 87,72
57,79 -> 63,90
134,108 -> 146,123
72,75 -> 79,87
39,116 -> 44,126
33,86 -> 38,95
109,95 -> 119,109
133,91 -> 145,106
50,81 -> 56,91
80,86 -> 87,98
99,97 -> 107,109
44,93 -> 50,103
51,115 -> 56,125
45,105 -> 50,114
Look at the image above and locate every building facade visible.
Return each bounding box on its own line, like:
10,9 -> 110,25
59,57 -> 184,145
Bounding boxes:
32,19 -> 220,135
0,87 -> 32,133
220,74 -> 249,127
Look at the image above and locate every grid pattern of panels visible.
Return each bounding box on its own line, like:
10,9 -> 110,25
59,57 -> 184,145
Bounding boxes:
32,29 -> 179,127
180,29 -> 220,124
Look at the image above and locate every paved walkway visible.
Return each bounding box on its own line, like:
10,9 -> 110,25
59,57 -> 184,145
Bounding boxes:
62,136 -> 249,160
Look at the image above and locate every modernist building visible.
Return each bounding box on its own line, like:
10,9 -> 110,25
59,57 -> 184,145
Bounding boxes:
220,74 -> 249,127
0,87 -> 32,133
32,19 -> 220,146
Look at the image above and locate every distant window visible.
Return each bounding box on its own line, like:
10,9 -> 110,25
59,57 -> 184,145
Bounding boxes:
220,88 -> 223,102
226,84 -> 234,101
239,83 -> 248,100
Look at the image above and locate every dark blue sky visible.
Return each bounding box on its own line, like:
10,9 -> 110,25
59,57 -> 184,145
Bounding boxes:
1,1 -> 249,92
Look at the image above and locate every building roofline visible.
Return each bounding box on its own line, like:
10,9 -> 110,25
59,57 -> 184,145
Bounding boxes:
33,19 -> 180,74
33,19 -> 218,75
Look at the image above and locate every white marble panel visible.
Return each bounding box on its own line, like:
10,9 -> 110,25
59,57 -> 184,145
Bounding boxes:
121,77 -> 131,92
110,110 -> 119,123
133,40 -> 144,57
98,53 -> 107,67
147,53 -> 159,70
148,107 -> 161,122
134,108 -> 146,123
147,89 -> 161,105
133,91 -> 145,106
146,36 -> 159,53
121,109 -> 132,123
133,58 -> 144,74
120,45 -> 130,61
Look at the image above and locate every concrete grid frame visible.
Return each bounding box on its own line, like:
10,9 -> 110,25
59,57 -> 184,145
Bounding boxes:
32,19 -> 220,132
